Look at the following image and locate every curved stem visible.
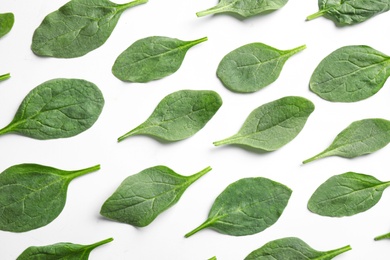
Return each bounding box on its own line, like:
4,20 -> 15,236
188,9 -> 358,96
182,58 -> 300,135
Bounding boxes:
185,217 -> 218,238
306,9 -> 327,21
188,166 -> 212,184
68,164 -> 101,180
118,0 -> 148,12
88,237 -> 114,249
196,4 -> 227,17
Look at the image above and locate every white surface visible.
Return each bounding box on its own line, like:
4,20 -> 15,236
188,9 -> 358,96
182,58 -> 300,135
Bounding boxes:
1,0 -> 390,259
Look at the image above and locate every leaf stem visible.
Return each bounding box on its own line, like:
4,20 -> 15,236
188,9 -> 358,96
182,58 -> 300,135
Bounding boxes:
118,0 -> 148,11
185,217 -> 218,238
213,136 -> 237,146
288,44 -> 306,55
88,237 -> 114,249
302,150 -> 328,164
0,73 -> 10,82
0,122 -> 15,137
375,232 -> 390,241
68,164 -> 101,180
117,127 -> 140,142
196,4 -> 227,17
324,245 -> 352,258
189,166 -> 212,183
190,36 -> 208,46
306,9 -> 327,20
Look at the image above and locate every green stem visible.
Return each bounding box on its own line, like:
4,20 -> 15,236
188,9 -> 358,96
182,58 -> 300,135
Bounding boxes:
0,122 -> 15,137
118,0 -> 148,11
375,232 -> 390,241
306,9 -> 327,20
287,44 -> 306,55
185,217 -> 218,238
117,126 -> 141,142
196,4 -> 227,17
189,166 -> 212,184
68,164 -> 101,180
208,257 -> 217,260
189,36 -> 208,46
88,237 -> 114,249
213,136 -> 238,146
0,73 -> 10,82
302,150 -> 328,164
324,245 -> 352,258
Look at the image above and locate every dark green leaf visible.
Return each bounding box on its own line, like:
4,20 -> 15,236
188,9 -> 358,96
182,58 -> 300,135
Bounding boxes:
303,118 -> 390,164
185,177 -> 292,237
245,237 -> 351,260
307,0 -> 390,25
308,172 -> 390,217
213,96 -> 314,151
17,237 -> 113,260
0,78 -> 104,140
217,43 -> 305,93
101,166 -> 211,227
31,0 -> 147,58
112,36 -> 207,83
0,73 -> 10,82
118,90 -> 222,142
375,232 -> 390,241
196,0 -> 288,18
0,13 -> 14,38
0,164 -> 100,232
310,45 -> 390,102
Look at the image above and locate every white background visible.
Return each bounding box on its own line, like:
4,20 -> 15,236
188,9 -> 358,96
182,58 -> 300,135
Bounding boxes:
1,0 -> 390,259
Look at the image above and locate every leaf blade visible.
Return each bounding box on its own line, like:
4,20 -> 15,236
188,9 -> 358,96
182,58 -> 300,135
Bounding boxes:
0,13 -> 14,38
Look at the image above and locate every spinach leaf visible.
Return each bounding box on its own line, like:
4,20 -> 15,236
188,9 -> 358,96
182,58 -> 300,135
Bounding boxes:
31,0 -> 147,58
196,0 -> 288,18
118,90 -> 222,142
217,43 -> 305,93
0,164 -> 100,232
375,232 -> 390,241
17,237 -> 113,260
112,36 -> 207,83
0,78 -> 104,140
208,257 -> 217,260
303,118 -> 390,164
245,237 -> 351,260
0,13 -> 14,38
308,172 -> 390,217
307,0 -> 390,25
101,166 -> 211,227
0,73 -> 10,82
213,96 -> 314,151
185,177 -> 292,237
310,45 -> 390,102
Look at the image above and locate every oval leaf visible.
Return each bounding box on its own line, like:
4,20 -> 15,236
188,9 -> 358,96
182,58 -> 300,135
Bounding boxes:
308,172 -> 390,217
31,0 -> 147,58
245,237 -> 351,260
0,78 -> 104,140
101,166 -> 211,227
0,164 -> 100,232
118,90 -> 222,142
310,45 -> 390,102
0,13 -> 14,38
307,0 -> 390,25
17,238 -> 113,260
196,0 -> 288,18
185,177 -> 292,237
217,43 -> 305,93
112,36 -> 207,83
303,118 -> 390,164
214,96 -> 314,150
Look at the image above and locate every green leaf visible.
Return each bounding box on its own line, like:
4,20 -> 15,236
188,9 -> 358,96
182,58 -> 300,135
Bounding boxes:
0,13 -> 14,38
31,0 -> 147,58
0,78 -> 104,140
208,257 -> 217,260
310,45 -> 390,102
303,118 -> 390,164
118,90 -> 222,142
17,237 -> 113,260
196,0 -> 288,18
0,164 -> 100,232
375,232 -> 390,241
112,36 -> 208,83
213,96 -> 314,151
101,166 -> 211,227
185,177 -> 292,237
308,172 -> 390,217
245,237 -> 351,260
0,73 -> 10,82
307,0 -> 390,25
217,43 -> 305,93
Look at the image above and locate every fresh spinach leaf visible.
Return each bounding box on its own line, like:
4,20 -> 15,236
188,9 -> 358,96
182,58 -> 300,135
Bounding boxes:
208,257 -> 217,260
0,164 -> 100,232
0,78 -> 104,140
217,43 -> 305,93
196,0 -> 288,18
112,36 -> 207,83
308,172 -> 390,217
31,0 -> 147,58
17,237 -> 113,260
185,177 -> 292,237
307,0 -> 390,25
0,13 -> 14,38
213,96 -> 314,150
118,90 -> 222,142
0,73 -> 10,82
245,237 -> 351,259
310,45 -> 390,102
101,166 -> 211,227
375,232 -> 390,241
303,118 -> 390,164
